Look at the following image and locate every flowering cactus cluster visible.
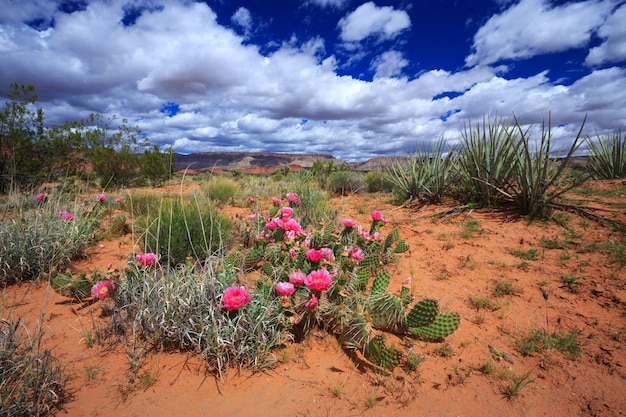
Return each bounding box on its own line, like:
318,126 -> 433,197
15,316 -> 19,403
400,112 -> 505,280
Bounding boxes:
229,192 -> 459,370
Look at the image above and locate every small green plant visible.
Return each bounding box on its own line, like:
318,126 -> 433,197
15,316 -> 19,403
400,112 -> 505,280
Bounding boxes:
560,274 -> 582,293
509,248 -> 538,260
469,295 -> 500,311
501,370 -> 534,400
492,280 -> 523,298
433,342 -> 454,357
404,349 -> 426,371
328,377 -> 347,397
202,176 -> 240,204
515,329 -> 583,359
84,365 -> 100,381
539,235 -> 562,249
461,219 -> 483,239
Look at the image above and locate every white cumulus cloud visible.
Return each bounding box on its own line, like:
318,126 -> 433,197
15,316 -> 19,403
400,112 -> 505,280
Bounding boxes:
338,2 -> 411,42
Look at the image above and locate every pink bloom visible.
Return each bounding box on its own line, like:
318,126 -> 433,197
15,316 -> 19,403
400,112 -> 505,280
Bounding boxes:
115,197 -> 121,203
350,248 -> 365,262
305,249 -> 324,263
319,247 -> 335,262
280,206 -> 294,218
265,218 -> 278,231
247,213 -> 258,221
305,269 -> 332,291
222,286 -> 251,311
289,248 -> 297,260
96,193 -> 106,201
36,193 -> 45,200
286,192 -> 301,205
306,293 -> 319,309
136,253 -> 157,267
289,271 -> 306,286
91,280 -> 116,300
281,218 -> 302,234
370,211 -> 383,221
404,277 -> 412,286
58,211 -> 74,221
342,218 -> 356,228
275,282 -> 295,297
272,197 -> 282,205
247,196 -> 256,204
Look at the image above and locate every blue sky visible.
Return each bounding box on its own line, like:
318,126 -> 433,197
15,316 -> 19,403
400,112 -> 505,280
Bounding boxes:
1,0 -> 625,161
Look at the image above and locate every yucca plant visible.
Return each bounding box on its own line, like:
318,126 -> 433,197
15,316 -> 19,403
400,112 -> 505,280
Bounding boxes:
586,129 -> 626,180
388,137 -> 457,204
511,114 -> 589,218
456,116 -> 521,207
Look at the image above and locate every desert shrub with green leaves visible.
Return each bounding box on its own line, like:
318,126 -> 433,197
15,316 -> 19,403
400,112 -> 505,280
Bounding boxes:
585,129 -> 626,180
0,315 -> 69,417
201,176 -> 240,205
140,197 -> 232,267
0,192 -> 103,285
327,171 -> 365,195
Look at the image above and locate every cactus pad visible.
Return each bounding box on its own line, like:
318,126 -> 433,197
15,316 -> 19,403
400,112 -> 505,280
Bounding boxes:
340,314 -> 370,349
400,286 -> 412,305
394,240 -> 409,253
364,334 -> 403,370
383,229 -> 399,250
243,246 -> 263,269
410,312 -> 460,341
370,294 -> 404,328
405,298 -> 439,328
370,270 -> 391,296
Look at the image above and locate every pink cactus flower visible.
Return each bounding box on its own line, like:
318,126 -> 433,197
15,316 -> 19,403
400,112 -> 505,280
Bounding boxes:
350,248 -> 365,262
280,206 -> 294,218
247,196 -> 256,204
305,269 -> 332,292
319,247 -> 335,262
289,271 -> 306,286
136,253 -> 157,267
286,192 -> 301,206
342,218 -> 356,228
370,211 -> 383,221
115,197 -> 121,203
36,193 -> 45,200
305,249 -> 324,263
222,286 -> 251,311
58,211 -> 74,221
91,280 -> 116,300
306,293 -> 319,309
96,193 -> 106,201
275,282 -> 295,297
271,197 -> 282,205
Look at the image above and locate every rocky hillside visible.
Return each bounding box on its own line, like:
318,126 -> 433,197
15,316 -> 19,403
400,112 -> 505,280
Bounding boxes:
174,152 -> 340,173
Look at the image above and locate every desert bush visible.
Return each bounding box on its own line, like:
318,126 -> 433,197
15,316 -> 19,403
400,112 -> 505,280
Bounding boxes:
116,259 -> 288,376
327,171 -> 365,195
456,116 -> 520,207
363,170 -> 394,193
141,197 -> 232,267
388,138 -> 456,204
585,129 -> 626,180
0,192 -> 102,285
0,316 -> 68,416
288,182 -> 336,229
201,176 -> 240,205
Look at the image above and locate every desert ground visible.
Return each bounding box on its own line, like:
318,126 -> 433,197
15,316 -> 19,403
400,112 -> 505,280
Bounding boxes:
2,178 -> 625,417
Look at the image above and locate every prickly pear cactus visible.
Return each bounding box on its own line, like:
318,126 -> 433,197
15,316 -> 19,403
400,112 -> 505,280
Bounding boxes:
410,312 -> 460,341
364,334 -> 403,370
394,240 -> 409,253
405,298 -> 439,328
51,272 -> 93,299
370,270 -> 391,296
243,245 -> 264,269
369,294 -> 404,328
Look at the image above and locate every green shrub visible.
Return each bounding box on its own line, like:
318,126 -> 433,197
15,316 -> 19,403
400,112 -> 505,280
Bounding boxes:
327,171 -> 365,195
141,197 -> 232,266
202,176 -> 240,205
363,170 -> 394,193
0,193 -> 102,285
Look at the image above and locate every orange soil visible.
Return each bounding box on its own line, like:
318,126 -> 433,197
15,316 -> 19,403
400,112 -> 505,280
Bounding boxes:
2,180 -> 625,417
